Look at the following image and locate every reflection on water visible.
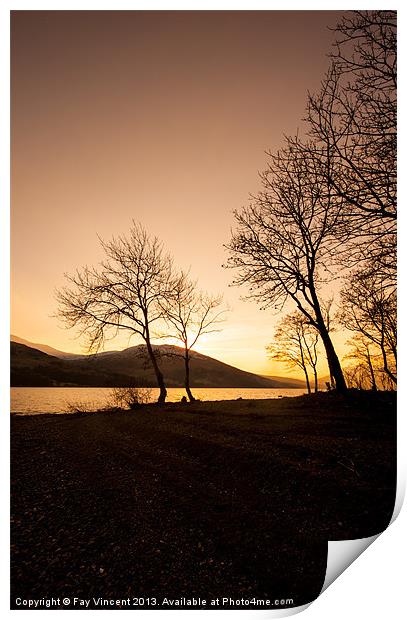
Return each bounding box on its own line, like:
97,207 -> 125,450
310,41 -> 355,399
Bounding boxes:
11,386 -> 307,415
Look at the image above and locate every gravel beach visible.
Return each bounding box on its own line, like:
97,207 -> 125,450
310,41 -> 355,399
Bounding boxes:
11,392 -> 396,610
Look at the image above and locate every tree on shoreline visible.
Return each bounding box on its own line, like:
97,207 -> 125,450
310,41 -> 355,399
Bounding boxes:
160,271 -> 225,402
226,11 -> 396,393
267,312 -> 319,394
226,138 -> 347,392
339,268 -> 396,385
56,223 -> 172,403
344,335 -> 379,392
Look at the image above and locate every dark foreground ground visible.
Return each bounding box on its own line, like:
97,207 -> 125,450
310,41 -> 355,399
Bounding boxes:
11,392 -> 396,610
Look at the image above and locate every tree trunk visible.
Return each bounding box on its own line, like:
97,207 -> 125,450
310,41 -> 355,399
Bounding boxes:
145,339 -> 167,403
313,368 -> 318,393
308,283 -> 347,393
184,349 -> 195,402
380,342 -> 397,385
319,327 -> 347,393
310,286 -> 346,393
298,341 -> 311,394
366,349 -> 377,391
303,366 -> 311,394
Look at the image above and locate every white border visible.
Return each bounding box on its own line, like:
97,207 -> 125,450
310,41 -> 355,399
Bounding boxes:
3,2 -> 405,618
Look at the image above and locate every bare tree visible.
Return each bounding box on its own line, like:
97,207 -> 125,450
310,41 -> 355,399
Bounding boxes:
305,11 -> 397,392
161,271 -> 225,402
344,334 -> 380,391
226,138 -> 347,392
307,11 -> 396,278
56,223 -> 173,403
339,268 -> 396,385
343,363 -> 370,391
267,312 -> 319,394
379,368 -> 396,392
303,326 -> 320,394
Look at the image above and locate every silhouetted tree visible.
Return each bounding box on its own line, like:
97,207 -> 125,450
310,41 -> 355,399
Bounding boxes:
343,363 -> 370,391
307,10 -> 396,279
344,334 -> 380,391
339,268 -> 396,385
161,271 -> 225,402
226,138 -> 347,392
305,11 -> 397,389
56,223 -> 172,403
267,312 -> 319,394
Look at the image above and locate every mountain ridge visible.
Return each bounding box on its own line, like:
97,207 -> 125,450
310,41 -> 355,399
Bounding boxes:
10,336 -> 303,389
10,335 -> 85,359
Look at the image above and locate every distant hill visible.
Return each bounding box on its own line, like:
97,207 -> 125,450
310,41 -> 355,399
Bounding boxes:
10,343 -> 134,387
262,374 -> 333,390
10,335 -> 82,359
260,375 -> 306,388
10,339 -> 299,389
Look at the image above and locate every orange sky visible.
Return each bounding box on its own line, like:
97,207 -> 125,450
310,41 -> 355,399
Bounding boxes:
11,10 -> 350,377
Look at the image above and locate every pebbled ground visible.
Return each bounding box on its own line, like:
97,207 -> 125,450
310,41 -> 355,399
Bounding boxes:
10,392 -> 396,610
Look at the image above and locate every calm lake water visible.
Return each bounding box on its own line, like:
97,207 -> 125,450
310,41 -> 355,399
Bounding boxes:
11,387 -> 306,415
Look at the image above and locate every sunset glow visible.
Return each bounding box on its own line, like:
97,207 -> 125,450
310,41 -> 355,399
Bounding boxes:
10,10 -> 398,612
11,10 -> 349,377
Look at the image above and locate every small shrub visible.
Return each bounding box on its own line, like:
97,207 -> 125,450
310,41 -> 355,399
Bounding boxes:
109,387 -> 153,410
65,400 -> 98,414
